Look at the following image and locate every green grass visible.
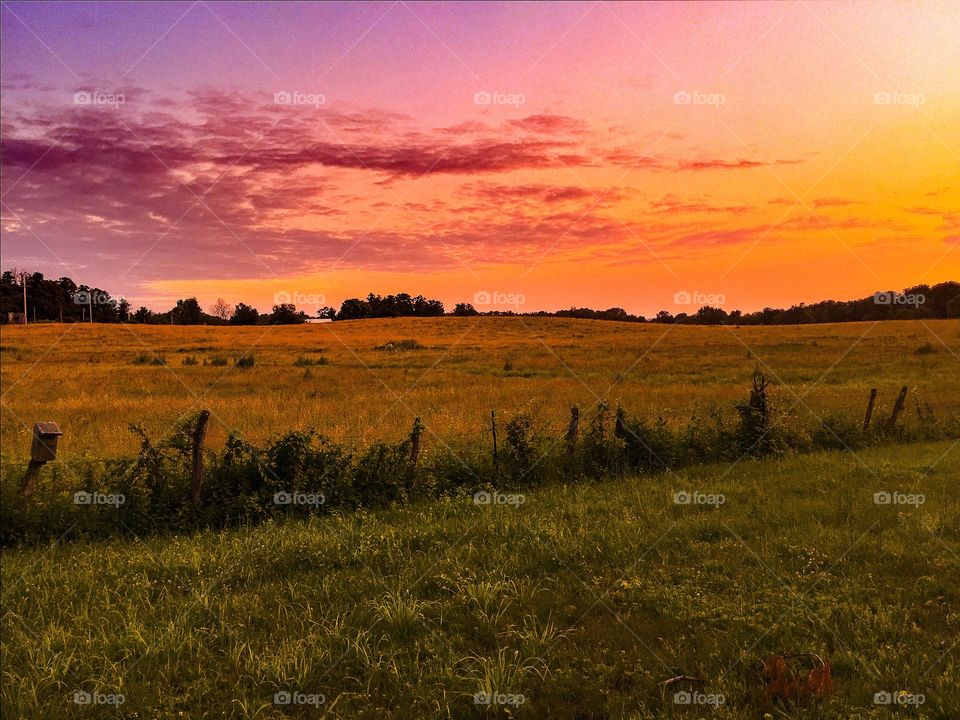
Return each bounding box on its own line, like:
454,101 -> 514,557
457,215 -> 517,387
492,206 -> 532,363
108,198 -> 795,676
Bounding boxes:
2,440 -> 957,718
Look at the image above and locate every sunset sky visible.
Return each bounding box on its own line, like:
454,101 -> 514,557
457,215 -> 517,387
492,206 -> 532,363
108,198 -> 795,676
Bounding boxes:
1,0 -> 958,315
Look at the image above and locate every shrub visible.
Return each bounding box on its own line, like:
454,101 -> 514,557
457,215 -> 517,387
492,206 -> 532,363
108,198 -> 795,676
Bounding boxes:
374,339 -> 424,352
132,353 -> 165,365
182,355 -> 199,366
235,354 -> 255,368
812,413 -> 867,451
206,357 -> 228,367
293,356 -> 328,367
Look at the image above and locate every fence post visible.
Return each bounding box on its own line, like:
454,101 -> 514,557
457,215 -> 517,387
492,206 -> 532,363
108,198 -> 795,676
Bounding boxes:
409,416 -> 423,469
19,460 -> 44,498
190,410 -> 211,505
863,388 -> 878,432
885,386 -> 908,434
614,403 -> 626,439
491,409 -> 499,479
565,405 -> 580,476
19,422 -> 63,497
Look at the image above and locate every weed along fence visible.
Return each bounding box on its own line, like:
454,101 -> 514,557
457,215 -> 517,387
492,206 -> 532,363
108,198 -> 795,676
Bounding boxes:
2,374 -> 954,546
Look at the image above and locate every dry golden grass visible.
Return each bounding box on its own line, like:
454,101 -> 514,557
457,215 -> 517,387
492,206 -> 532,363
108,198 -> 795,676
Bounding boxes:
2,317 -> 958,459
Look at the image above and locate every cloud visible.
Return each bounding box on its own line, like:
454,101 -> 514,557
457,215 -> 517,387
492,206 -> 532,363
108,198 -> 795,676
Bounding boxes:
650,194 -> 752,215
676,158 -> 804,171
507,114 -> 588,135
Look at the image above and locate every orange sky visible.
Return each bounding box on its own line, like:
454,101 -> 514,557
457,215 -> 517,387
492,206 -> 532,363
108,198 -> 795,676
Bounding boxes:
2,1 -> 958,315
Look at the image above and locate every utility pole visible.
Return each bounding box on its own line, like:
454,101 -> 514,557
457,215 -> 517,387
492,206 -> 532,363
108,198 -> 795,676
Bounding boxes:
21,273 -> 27,324
88,292 -> 93,323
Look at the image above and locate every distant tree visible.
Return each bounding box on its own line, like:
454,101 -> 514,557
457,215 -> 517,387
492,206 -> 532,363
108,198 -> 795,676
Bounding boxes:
414,296 -> 445,316
117,298 -> 131,322
694,305 -> 728,325
453,302 -> 479,316
269,303 -> 307,324
654,310 -> 674,323
317,306 -> 337,319
210,298 -> 232,321
132,306 -> 153,323
229,302 -> 260,325
336,298 -> 371,320
171,297 -> 204,325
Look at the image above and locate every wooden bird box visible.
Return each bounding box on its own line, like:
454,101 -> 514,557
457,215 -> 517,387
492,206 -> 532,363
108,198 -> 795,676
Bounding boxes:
31,422 -> 63,462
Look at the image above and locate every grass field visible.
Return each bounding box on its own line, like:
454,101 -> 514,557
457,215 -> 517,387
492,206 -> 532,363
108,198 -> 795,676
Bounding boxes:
2,318 -> 959,459
2,440 -> 958,718
1,318 -> 958,718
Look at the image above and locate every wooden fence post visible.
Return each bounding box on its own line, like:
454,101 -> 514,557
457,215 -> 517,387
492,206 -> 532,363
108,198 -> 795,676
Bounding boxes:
19,422 -> 63,498
190,410 -> 210,505
863,388 -> 878,432
19,460 -> 44,498
565,405 -> 580,476
614,403 -> 626,439
409,416 -> 423,469
490,409 -> 499,479
885,386 -> 908,434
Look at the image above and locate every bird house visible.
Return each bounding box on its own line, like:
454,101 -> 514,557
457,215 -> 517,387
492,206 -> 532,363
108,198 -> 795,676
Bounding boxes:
31,422 -> 63,463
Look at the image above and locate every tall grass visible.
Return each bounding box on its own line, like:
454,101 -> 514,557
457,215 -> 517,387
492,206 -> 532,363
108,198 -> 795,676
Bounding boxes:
2,371 -> 954,546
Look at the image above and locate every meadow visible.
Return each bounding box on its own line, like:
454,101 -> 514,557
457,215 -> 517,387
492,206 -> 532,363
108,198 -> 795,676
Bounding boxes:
1,318 -> 958,718
2,318 -> 958,459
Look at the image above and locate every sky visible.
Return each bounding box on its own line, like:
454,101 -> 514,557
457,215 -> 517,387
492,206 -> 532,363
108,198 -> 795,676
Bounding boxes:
1,0 -> 958,315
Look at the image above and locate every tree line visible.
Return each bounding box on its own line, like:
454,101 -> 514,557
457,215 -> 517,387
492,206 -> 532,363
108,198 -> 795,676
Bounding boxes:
1,270 -> 957,325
